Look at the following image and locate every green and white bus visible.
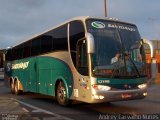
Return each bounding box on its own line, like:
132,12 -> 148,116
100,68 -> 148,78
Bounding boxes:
4,16 -> 148,106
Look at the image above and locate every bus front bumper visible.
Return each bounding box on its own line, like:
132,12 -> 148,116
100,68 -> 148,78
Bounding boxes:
90,88 -> 147,103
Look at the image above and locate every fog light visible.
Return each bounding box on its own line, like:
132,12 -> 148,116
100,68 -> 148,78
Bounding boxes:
143,92 -> 147,96
92,85 -> 111,91
93,95 -> 104,99
99,95 -> 104,99
94,95 -> 99,99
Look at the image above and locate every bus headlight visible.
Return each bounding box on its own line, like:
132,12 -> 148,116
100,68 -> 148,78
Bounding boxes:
92,85 -> 111,91
138,83 -> 147,89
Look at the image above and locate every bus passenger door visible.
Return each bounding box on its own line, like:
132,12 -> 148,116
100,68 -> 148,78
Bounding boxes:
76,39 -> 88,75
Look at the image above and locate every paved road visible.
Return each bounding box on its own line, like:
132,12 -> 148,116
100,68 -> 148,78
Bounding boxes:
0,80 -> 160,120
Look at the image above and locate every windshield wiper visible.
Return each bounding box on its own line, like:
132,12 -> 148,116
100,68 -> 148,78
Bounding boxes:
124,52 -> 140,77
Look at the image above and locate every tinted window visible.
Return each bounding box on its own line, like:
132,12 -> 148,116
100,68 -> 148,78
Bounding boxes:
41,35 -> 53,54
23,41 -> 31,58
17,44 -> 24,59
31,37 -> 41,56
12,48 -> 18,60
6,49 -> 12,61
45,24 -> 68,51
6,47 -> 20,61
7,24 -> 68,60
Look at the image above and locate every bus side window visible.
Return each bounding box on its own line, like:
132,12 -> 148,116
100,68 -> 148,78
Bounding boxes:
6,49 -> 12,61
31,37 -> 41,56
23,41 -> 31,58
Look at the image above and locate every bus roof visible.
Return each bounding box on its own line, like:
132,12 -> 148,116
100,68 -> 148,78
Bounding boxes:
9,16 -> 136,48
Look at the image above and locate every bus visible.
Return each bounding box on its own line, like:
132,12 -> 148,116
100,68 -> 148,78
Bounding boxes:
0,50 -> 5,69
4,16 -> 148,106
0,50 -> 5,79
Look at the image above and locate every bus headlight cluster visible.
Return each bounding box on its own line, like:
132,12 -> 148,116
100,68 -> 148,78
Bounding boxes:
92,85 -> 111,91
138,83 -> 147,89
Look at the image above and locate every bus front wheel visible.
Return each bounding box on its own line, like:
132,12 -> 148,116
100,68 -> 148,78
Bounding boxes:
56,81 -> 72,106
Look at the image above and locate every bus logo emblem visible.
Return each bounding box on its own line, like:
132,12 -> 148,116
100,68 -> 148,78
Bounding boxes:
91,21 -> 105,29
12,61 -> 29,70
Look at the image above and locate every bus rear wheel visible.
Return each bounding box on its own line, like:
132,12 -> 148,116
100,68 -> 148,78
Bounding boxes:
56,81 -> 72,106
14,80 -> 21,95
10,81 -> 15,94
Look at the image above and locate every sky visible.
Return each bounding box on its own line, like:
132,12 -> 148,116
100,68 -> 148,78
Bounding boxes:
0,0 -> 160,49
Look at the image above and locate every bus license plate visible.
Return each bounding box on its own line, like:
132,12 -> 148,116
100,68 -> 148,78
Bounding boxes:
122,93 -> 132,99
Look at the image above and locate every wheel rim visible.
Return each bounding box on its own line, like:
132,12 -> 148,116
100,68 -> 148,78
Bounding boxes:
57,82 -> 66,102
15,81 -> 18,94
11,82 -> 14,92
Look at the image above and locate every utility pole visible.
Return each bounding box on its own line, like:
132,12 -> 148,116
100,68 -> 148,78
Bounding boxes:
104,0 -> 107,17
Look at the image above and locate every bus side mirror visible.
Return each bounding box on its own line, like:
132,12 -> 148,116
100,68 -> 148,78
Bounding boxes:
141,38 -> 154,58
86,33 -> 95,54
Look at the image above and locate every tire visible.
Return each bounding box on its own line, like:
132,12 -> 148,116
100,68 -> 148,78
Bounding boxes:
56,81 -> 72,106
14,80 -> 21,95
10,81 -> 15,94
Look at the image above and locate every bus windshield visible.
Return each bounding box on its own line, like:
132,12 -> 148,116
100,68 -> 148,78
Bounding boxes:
86,19 -> 146,78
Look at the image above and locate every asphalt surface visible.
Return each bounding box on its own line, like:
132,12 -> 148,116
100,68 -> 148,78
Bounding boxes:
0,78 -> 160,120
